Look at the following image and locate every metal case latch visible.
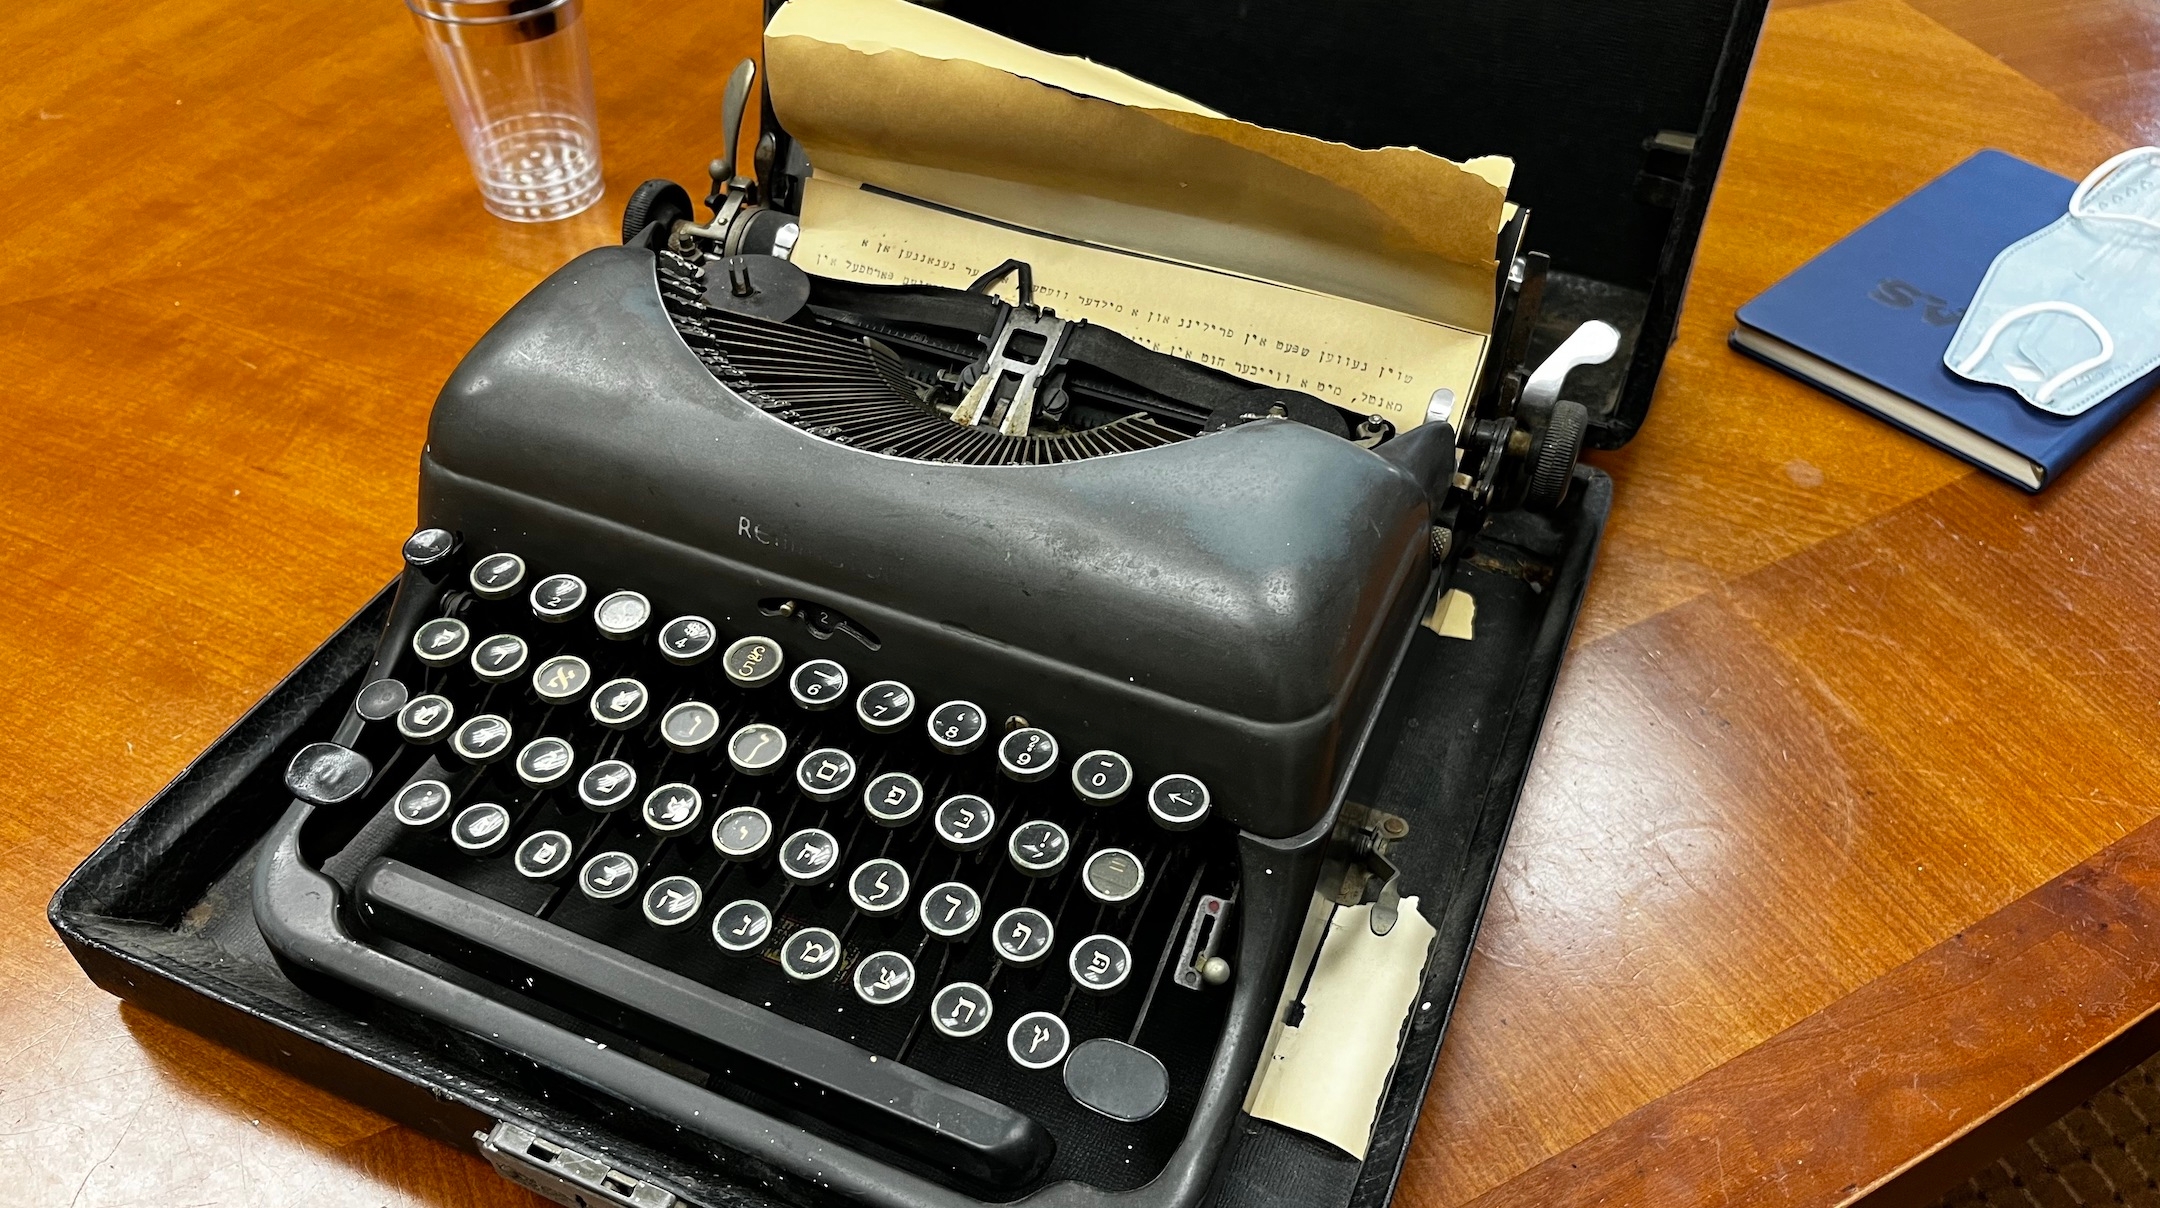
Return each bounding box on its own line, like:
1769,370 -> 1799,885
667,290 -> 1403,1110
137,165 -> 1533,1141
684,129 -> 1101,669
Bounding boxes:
1322,801 -> 1411,936
477,1121 -> 680,1208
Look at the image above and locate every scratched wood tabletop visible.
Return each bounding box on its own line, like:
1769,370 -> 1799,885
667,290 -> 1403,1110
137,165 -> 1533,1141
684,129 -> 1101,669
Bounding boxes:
4,0 -> 2157,1204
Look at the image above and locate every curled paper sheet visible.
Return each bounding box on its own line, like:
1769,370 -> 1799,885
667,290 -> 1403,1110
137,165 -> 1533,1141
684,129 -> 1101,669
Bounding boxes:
1244,896 -> 1438,1160
762,0 -> 1513,429
766,0 -> 1511,328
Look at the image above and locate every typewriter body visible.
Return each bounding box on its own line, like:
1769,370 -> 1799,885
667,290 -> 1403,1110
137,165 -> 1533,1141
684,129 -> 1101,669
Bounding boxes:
52,1 -> 1769,1206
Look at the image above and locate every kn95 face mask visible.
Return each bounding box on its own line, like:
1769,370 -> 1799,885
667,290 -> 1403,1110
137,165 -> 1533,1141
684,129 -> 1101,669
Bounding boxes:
1946,146 -> 2160,417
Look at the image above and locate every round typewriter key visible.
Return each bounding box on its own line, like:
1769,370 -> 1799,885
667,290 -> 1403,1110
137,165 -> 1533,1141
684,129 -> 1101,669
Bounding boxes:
721,635 -> 784,688
778,827 -> 841,885
450,802 -> 513,854
931,982 -> 993,1039
529,573 -> 588,622
856,773 -> 919,828
392,779 -> 454,830
1081,848 -> 1146,905
514,829 -> 576,880
590,678 -> 650,730
578,850 -> 640,900
789,659 -> 848,711
532,654 -> 592,703
396,694 -> 455,743
657,614 -> 719,665
780,926 -> 843,981
355,677 -> 408,722
711,805 -> 773,861
1069,934 -> 1134,995
285,742 -> 373,805
1007,1011 -> 1071,1070
412,617 -> 470,667
726,722 -> 788,774
469,552 -> 526,599
593,590 -> 651,640
997,727 -> 1059,782
1007,820 -> 1070,878
578,759 -> 638,812
402,527 -> 457,568
794,748 -> 857,803
642,875 -> 703,927
642,782 -> 703,833
991,907 -> 1055,968
926,700 -> 988,755
1071,750 -> 1133,804
1147,774 -> 1212,831
919,881 -> 982,941
847,858 -> 910,916
932,794 -> 997,851
711,898 -> 773,953
853,951 -> 916,1006
470,633 -> 529,683
451,713 -> 514,764
855,680 -> 915,734
515,736 -> 576,787
659,700 -> 722,753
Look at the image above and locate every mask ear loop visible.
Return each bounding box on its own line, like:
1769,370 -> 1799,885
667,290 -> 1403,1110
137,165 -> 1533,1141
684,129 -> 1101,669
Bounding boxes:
2069,146 -> 2160,232
1954,300 -> 2116,405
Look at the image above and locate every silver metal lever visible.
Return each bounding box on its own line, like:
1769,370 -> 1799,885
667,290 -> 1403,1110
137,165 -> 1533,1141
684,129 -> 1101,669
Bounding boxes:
708,58 -> 757,198
1521,319 -> 1620,408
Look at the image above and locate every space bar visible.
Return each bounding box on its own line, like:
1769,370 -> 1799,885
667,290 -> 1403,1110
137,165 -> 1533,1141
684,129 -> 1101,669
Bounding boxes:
354,858 -> 1054,1189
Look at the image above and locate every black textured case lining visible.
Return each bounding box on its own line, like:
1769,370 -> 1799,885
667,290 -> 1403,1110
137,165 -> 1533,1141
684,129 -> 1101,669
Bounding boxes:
50,468 -> 1605,1208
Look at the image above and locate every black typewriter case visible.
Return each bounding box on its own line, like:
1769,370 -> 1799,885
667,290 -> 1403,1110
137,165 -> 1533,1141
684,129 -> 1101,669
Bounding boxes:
50,2 -> 1768,1206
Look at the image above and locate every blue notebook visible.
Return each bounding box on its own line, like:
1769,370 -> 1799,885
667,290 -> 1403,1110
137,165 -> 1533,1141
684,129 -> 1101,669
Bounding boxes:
1730,149 -> 2159,491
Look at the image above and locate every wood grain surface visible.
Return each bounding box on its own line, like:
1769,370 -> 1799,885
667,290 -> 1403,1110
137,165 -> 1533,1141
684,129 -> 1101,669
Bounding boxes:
3,0 -> 2157,1205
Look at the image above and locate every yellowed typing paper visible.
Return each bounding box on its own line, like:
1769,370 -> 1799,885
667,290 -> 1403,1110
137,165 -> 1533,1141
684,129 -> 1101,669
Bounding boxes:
766,0 -> 1511,331
1243,897 -> 1438,1160
794,180 -> 1483,431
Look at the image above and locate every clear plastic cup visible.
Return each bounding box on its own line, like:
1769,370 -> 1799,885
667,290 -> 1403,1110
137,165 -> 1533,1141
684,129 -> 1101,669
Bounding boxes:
407,0 -> 604,222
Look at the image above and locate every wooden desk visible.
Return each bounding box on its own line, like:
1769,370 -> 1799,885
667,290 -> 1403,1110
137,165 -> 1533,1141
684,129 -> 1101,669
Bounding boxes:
3,0 -> 2154,1204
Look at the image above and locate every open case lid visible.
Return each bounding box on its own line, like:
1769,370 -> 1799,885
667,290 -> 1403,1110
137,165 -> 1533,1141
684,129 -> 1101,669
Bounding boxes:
929,0 -> 1772,449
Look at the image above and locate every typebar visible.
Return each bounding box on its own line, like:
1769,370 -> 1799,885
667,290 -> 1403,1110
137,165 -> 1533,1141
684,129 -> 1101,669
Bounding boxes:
354,858 -> 1057,1189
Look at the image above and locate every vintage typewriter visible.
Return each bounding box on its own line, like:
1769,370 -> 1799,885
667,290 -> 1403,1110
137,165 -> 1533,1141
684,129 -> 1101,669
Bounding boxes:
54,1 -> 1766,1205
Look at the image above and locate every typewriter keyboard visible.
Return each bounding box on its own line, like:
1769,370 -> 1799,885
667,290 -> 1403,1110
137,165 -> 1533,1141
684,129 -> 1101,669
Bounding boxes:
328,542 -> 1243,1193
